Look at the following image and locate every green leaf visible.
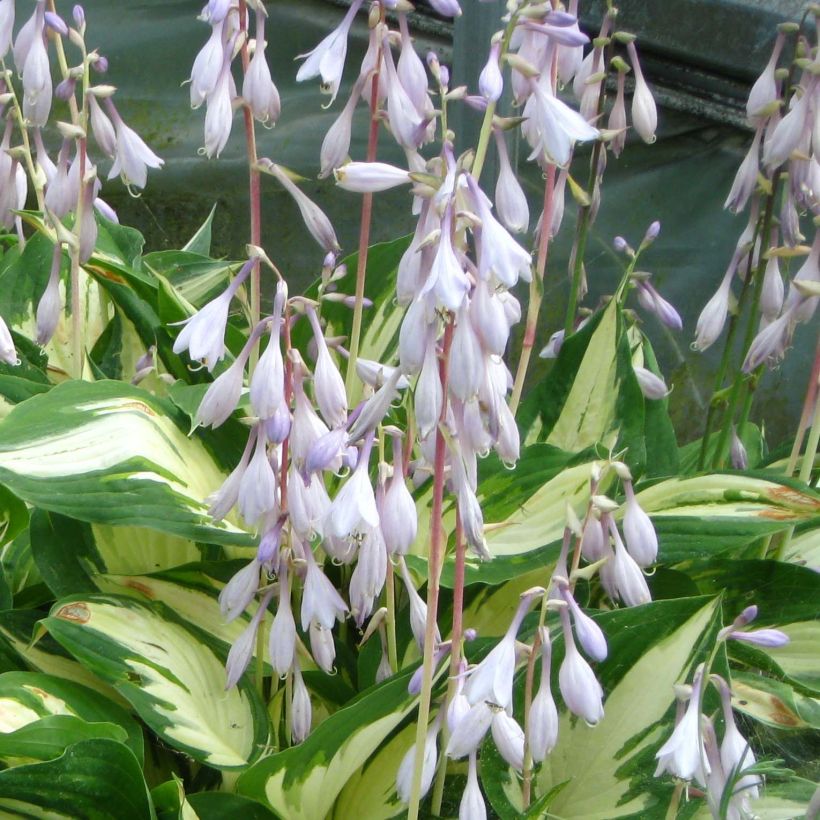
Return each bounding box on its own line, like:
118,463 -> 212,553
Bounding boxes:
0,738 -> 153,820
187,792 -> 276,819
0,380 -> 253,547
730,670 -> 820,730
150,777 -> 200,820
44,593 -> 269,769
144,252 -> 232,308
0,670 -> 144,763
238,670 -> 441,818
182,204 -> 217,257
0,714 -> 127,762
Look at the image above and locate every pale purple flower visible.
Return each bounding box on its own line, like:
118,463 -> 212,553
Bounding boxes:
580,511 -> 607,561
88,94 -> 117,158
36,244 -> 63,346
725,128 -> 762,213
627,42 -> 657,144
636,281 -> 683,331
608,70 -> 627,157
320,75 -> 366,178
346,368 -> 403,441
459,752 -> 486,820
194,358 -> 245,429
219,558 -> 261,623
77,169 -> 99,264
396,722 -> 438,804
449,304 -> 484,402
785,230 -> 820,322
203,48 -> 234,158
44,141 -> 79,219
250,301 -> 286,420
603,516 -> 652,607
355,358 -> 410,390
269,569 -> 296,677
747,33 -> 784,124
493,130 -> 529,234
335,160 -> 412,193
634,364 -> 670,400
622,480 -> 659,567
12,0 -> 39,71
379,439 -> 417,555
208,432 -> 255,521
310,622 -> 336,673
301,545 -> 348,631
730,427 -> 749,470
307,308 -> 347,428
237,428 -> 278,525
296,0 -> 363,105
398,297 -> 430,373
382,33 -> 424,150
397,13 -> 432,120
655,664 -> 709,784
0,315 -> 18,366
21,2 -> 51,127
715,676 -> 761,799
173,260 -> 251,371
105,100 -> 164,189
415,334 -> 443,440
727,627 -> 789,648
763,78 -> 815,169
399,557 -> 438,650
225,589 -> 272,689
291,665 -> 312,743
491,709 -> 525,770
479,40 -> 503,102
558,608 -> 604,724
264,161 -> 340,254
693,265 -> 734,351
288,467 -> 331,540
560,584 -> 608,661
243,9 -> 281,125
742,307 -> 795,372
447,701 -> 494,759
348,526 -> 387,625
0,0 -> 14,59
528,627 -> 559,762
189,18 -> 225,108
326,435 -> 379,538
471,279 -> 509,357
464,588 -> 543,710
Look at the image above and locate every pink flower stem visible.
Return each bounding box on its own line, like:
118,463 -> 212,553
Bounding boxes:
239,0 -> 263,369
407,321 -> 454,820
510,164 -> 556,415
345,10 -> 385,400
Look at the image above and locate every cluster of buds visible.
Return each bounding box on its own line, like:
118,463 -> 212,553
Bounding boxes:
0,0 -> 163,351
655,606 -> 788,817
189,0 -> 281,157
693,17 -> 819,369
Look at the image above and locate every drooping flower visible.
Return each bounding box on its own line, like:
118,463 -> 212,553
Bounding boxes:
105,99 -> 164,189
219,558 -> 261,623
626,41 -> 657,144
747,32 -> 784,124
622,479 -> 658,567
396,721 -> 438,804
291,664 -> 312,743
325,434 -> 379,539
633,364 -> 670,400
307,307 -> 347,428
243,7 -> 281,125
269,566 -> 296,676
558,608 -> 604,724
300,544 -> 348,631
225,589 -> 273,689
21,1 -> 52,127
528,627 -> 559,762
459,752 -> 486,820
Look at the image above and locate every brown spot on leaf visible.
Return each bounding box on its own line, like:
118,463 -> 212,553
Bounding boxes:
768,486 -> 820,513
768,694 -> 800,727
55,602 -> 90,623
85,264 -> 126,285
125,580 -> 155,598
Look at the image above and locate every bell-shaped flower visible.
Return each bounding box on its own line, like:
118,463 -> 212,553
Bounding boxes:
208,433 -> 254,521
347,368 -> 403,442
494,130 -> 529,234
310,622 -> 336,672
87,93 -> 117,159
399,557 -> 439,650
189,18 -> 225,108
608,70 -> 627,157
264,161 -> 340,254
219,558 -> 261,623
742,307 -> 795,372
203,47 -> 234,159
760,248 -> 784,320
714,676 -> 761,799
225,589 -> 272,689
399,297 -> 431,374
558,609 -> 604,724
449,304 -> 484,402
479,40 -> 503,102
0,315 -> 18,366
447,701 -> 494,759
269,568 -> 296,677
289,361 -> 330,468
603,516 -> 652,607
21,2 -> 51,127
36,245 -> 63,346
0,0 -> 14,60
105,99 -> 164,189
747,33 -> 783,124
693,264 -> 734,351
380,439 -> 417,555
355,358 -> 410,390
243,9 -> 281,125
308,308 -> 347,428
237,428 -> 278,525
296,0 -> 363,105
763,78 -> 815,169
194,358 -> 244,429
77,168 -> 99,264
467,175 -> 532,287
494,399 -> 520,466
326,435 -> 379,539
627,42 -> 657,144
291,665 -> 312,743
44,141 -> 79,219
382,34 -> 424,150
636,281 -> 683,331
414,333 -> 443,440
320,75 -> 366,178
250,311 -> 286,420
491,709 -> 525,770
529,627 -> 559,762
560,583 -> 608,662
397,13 -> 432,119
289,467 -> 331,540
301,545 -> 348,631
396,722 -> 438,804
464,588 -> 543,710
655,664 -> 709,784
726,626 -> 789,648
785,230 -> 820,322
459,752 -> 486,820
348,526 -> 387,625
725,128 -> 762,213
12,0 -> 40,71
334,160 -> 412,193
622,480 -> 658,567
422,210 -> 469,311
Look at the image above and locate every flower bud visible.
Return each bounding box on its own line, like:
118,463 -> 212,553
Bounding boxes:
396,723 -> 439,804
291,666 -> 312,743
558,610 -> 604,724
622,480 -> 658,567
633,365 -> 670,400
218,558 -> 261,623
